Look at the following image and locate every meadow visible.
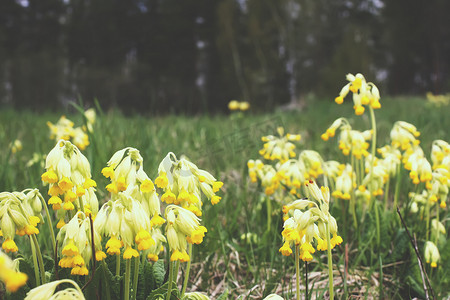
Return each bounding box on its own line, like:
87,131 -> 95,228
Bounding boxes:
0,87 -> 449,299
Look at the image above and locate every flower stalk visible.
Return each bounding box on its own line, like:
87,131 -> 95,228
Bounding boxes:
326,221 -> 334,299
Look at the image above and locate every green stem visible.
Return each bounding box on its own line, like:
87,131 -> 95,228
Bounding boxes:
32,234 -> 46,284
435,205 -> 440,245
266,196 -> 272,232
38,194 -> 56,252
350,154 -> 358,229
374,202 -> 381,247
174,260 -> 180,284
384,178 -> 390,211
326,221 -> 334,300
132,256 -> 140,300
295,245 -> 300,300
30,235 -> 41,286
368,106 -> 377,209
116,254 -> 121,276
393,164 -> 402,210
166,258 -> 174,300
181,244 -> 193,297
425,192 -> 431,241
124,258 -> 132,300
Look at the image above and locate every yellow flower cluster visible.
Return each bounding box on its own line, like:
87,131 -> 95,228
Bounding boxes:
331,164 -> 353,200
426,92 -> 450,107
0,190 -> 43,253
322,118 -> 371,159
9,139 -> 23,154
165,205 -> 207,262
47,113 -> 92,150
250,149 -> 328,199
0,250 -> 28,292
58,211 -> 104,276
259,127 -> 301,163
98,148 -> 164,261
424,241 -> 440,268
280,181 -> 342,261
334,73 -> 381,115
155,153 -> 223,216
228,100 -> 250,111
41,140 -> 98,225
153,153 -> 221,262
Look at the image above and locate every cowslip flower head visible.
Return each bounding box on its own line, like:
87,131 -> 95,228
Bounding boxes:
42,140 -> 98,216
279,181 -> 342,260
9,139 -> 23,154
424,241 -> 440,268
0,190 -> 44,252
94,193 -> 155,259
165,205 -> 206,262
431,140 -> 450,170
155,153 -> 223,214
299,150 -> 324,179
359,163 -> 388,198
0,250 -> 28,292
331,164 -> 354,200
259,127 -> 301,163
47,116 -> 90,150
276,159 -> 306,196
335,73 -> 381,115
390,121 -> 421,151
57,211 -> 103,275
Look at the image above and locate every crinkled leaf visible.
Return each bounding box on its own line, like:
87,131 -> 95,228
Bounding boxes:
146,281 -> 179,300
103,261 -> 123,300
137,259 -> 155,300
153,259 -> 165,287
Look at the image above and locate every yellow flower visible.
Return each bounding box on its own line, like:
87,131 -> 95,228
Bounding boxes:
58,177 -> 74,192
155,172 -> 169,188
106,236 -> 123,255
123,247 -> 139,259
83,178 -> 97,189
228,100 -> 239,111
161,191 -> 176,204
147,253 -> 159,262
41,170 -> 58,183
102,166 -> 115,179
140,179 -> 155,193
212,181 -> 223,193
62,241 -> 79,256
56,219 -> 66,229
2,239 -> 18,253
239,101 -> 250,111
187,226 -> 207,244
211,195 -> 221,205
95,251 -> 107,261
0,252 -> 28,292
279,242 -> 292,256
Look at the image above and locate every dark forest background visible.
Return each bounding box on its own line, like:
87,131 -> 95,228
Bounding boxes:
1,0 -> 449,114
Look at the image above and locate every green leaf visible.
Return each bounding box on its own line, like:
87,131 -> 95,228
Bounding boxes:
146,281 -> 179,300
216,289 -> 229,300
103,261 -> 123,300
137,259 -> 156,300
153,260 -> 166,287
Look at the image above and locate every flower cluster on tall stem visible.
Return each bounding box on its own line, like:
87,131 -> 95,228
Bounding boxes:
41,140 -> 98,227
280,180 -> 342,299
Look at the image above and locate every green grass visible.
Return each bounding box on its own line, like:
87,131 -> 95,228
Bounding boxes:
0,96 -> 449,299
